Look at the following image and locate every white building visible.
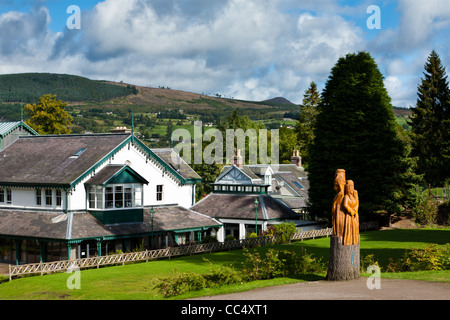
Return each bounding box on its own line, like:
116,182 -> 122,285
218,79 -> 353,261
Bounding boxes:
0,132 -> 220,264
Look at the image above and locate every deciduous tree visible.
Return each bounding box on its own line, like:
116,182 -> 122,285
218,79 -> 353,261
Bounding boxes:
24,94 -> 73,135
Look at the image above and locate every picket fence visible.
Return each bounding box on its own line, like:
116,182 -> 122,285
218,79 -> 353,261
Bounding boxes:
8,222 -> 377,280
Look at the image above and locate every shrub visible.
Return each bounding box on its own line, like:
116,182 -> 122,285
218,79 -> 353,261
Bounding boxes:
411,198 -> 439,225
153,271 -> 207,297
265,222 -> 297,243
203,262 -> 243,287
247,232 -> 257,239
241,248 -> 325,281
361,254 -> 381,272
225,235 -> 235,242
386,244 -> 450,272
202,235 -> 218,243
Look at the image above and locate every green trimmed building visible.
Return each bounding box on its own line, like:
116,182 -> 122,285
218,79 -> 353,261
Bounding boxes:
0,131 -> 220,265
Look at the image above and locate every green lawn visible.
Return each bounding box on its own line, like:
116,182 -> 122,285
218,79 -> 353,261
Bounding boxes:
0,228 -> 448,300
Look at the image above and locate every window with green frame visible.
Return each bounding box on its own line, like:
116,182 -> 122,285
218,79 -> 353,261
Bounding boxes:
88,184 -> 143,210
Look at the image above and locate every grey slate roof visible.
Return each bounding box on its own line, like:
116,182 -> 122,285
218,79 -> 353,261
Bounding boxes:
191,193 -> 300,221
0,133 -> 131,187
0,207 -> 221,241
151,148 -> 201,181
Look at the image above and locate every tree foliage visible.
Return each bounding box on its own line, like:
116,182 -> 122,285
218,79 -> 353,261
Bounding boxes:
295,81 -> 321,167
308,52 -> 415,221
0,73 -> 137,103
409,50 -> 450,186
24,94 -> 73,135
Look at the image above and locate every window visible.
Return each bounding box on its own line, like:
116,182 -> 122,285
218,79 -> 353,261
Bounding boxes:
36,189 -> 42,206
6,189 -> 12,204
105,187 -> 114,208
114,186 -> 123,208
89,184 -> 142,210
134,186 -> 142,207
88,187 -> 96,209
56,190 -> 62,207
96,186 -> 103,209
0,188 -> 12,204
125,187 -> 133,207
45,189 -> 52,206
156,185 -> 163,201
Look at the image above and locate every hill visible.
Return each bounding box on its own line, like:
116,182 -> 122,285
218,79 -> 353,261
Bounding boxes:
108,82 -> 297,117
262,97 -> 294,105
0,73 -> 138,103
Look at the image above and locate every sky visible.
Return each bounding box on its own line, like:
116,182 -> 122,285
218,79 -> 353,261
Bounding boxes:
0,0 -> 449,108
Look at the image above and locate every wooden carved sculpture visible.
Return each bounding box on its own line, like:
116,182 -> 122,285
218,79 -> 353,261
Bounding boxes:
327,169 -> 360,280
332,169 -> 346,238
343,180 -> 359,245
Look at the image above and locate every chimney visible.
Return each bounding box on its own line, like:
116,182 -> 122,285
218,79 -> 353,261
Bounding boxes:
290,149 -> 302,167
233,148 -> 243,168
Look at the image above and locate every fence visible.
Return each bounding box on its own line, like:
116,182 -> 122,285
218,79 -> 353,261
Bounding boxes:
8,222 -> 377,280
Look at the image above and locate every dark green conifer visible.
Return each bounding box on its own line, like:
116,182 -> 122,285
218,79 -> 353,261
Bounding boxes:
409,50 -> 450,186
308,52 -> 412,221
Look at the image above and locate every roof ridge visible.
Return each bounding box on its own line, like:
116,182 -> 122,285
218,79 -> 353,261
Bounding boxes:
19,133 -> 131,139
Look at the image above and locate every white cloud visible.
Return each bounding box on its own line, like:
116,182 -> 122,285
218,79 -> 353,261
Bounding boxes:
0,0 -> 447,107
397,0 -> 450,48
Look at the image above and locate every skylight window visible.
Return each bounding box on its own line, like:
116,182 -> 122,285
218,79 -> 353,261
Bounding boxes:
70,148 -> 87,158
293,181 -> 303,189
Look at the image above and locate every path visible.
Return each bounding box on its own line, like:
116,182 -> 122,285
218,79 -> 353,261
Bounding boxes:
192,278 -> 450,300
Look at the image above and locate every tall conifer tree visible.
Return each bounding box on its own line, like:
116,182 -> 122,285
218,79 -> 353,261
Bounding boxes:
295,81 -> 320,167
308,52 -> 411,221
409,50 -> 450,186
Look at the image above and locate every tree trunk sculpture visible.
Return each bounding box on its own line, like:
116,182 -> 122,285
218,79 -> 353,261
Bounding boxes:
327,169 -> 360,281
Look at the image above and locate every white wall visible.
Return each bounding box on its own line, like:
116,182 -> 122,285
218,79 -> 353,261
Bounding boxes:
110,143 -> 195,208
5,141 -> 196,212
6,188 -> 66,211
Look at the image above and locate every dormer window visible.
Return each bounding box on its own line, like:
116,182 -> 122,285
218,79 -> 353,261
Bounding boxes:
91,184 -> 142,210
85,164 -> 148,213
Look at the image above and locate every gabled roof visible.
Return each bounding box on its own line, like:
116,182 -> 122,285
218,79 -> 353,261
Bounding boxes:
0,121 -> 38,138
215,165 -> 264,185
85,164 -> 149,186
151,148 -> 201,181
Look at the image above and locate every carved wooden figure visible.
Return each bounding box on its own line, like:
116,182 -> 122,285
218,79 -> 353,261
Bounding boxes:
327,169 -> 360,281
343,180 -> 359,246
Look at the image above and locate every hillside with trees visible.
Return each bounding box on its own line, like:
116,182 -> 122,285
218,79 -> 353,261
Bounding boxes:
0,73 -> 138,103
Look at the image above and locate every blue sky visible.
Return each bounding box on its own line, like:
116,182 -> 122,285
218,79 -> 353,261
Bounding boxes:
1,0 -> 449,107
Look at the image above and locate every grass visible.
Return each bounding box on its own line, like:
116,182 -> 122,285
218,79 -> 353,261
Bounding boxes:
0,228 -> 448,300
